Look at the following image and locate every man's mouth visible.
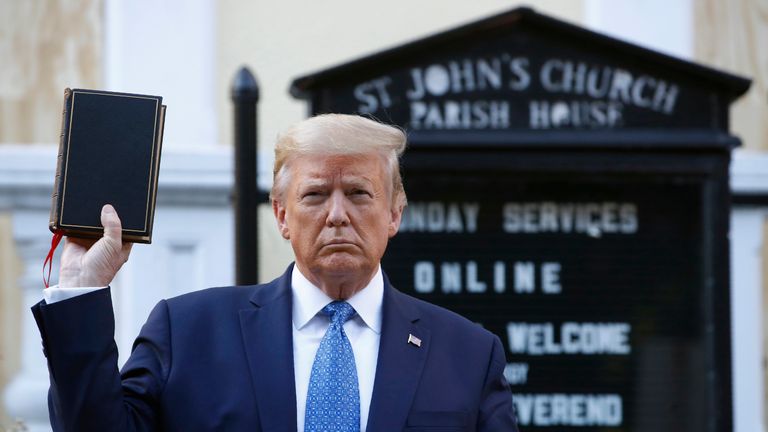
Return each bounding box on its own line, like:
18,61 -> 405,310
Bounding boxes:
323,239 -> 357,248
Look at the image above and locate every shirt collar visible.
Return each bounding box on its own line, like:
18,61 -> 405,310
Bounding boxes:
291,264 -> 383,334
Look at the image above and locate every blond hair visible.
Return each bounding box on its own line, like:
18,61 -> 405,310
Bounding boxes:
270,114 -> 407,208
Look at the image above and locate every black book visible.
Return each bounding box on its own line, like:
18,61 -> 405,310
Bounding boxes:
49,88 -> 166,243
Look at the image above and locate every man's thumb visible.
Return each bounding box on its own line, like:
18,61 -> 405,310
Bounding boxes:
101,204 -> 123,242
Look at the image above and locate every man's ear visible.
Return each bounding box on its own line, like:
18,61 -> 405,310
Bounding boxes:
272,199 -> 290,240
388,203 -> 404,238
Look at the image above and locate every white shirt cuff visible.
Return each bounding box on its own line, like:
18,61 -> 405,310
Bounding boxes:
43,286 -> 108,304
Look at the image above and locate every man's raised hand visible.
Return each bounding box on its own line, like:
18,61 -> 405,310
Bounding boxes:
58,204 -> 133,288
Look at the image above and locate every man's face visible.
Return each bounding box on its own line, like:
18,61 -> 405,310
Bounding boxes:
273,152 -> 403,299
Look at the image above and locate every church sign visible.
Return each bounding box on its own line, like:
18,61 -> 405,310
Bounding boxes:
290,7 -> 750,431
354,55 -> 681,130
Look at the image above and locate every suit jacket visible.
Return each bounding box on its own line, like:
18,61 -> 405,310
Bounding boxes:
33,264 -> 517,431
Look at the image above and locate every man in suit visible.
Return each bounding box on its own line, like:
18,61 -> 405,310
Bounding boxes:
34,114 -> 518,431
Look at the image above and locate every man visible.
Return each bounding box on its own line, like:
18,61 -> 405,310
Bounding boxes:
34,114 -> 517,431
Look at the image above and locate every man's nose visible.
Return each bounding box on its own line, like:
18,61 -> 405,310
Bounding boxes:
326,191 -> 350,226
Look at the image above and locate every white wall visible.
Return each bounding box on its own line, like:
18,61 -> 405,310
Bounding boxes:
584,0 -> 693,59
104,0 -> 217,148
731,151 -> 768,432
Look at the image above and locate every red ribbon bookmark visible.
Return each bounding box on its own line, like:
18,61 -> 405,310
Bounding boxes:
43,231 -> 64,288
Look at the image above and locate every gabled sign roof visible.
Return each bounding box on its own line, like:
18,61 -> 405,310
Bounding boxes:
290,7 -> 750,137
291,7 -> 749,99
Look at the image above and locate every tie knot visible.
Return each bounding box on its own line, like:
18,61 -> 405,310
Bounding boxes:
323,301 -> 356,326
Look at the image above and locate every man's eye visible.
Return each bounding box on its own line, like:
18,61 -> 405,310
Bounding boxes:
350,189 -> 372,197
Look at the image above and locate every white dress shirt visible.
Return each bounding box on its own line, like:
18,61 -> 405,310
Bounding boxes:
291,266 -> 382,432
44,285 -> 106,304
43,266 -> 384,432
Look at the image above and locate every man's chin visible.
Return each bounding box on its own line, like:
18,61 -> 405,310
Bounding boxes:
315,255 -> 369,277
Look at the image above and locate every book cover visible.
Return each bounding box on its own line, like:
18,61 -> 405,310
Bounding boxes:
49,88 -> 166,243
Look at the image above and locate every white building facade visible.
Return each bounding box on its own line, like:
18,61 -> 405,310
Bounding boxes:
0,1 -> 765,430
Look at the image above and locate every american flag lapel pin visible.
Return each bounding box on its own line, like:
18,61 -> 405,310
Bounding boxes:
407,333 -> 422,347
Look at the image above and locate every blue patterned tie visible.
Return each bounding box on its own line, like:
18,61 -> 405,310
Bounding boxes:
305,301 -> 360,432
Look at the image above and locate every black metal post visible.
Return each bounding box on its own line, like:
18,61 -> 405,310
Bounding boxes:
231,66 -> 259,285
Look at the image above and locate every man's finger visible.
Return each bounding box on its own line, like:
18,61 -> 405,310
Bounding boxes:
101,204 -> 123,242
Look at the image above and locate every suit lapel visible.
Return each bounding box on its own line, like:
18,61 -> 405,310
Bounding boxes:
366,275 -> 431,432
239,267 -> 298,432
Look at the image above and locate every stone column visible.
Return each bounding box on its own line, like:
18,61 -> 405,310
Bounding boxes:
3,211 -> 54,432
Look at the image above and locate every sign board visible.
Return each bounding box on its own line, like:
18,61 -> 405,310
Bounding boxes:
328,43 -> 696,131
290,7 -> 750,431
384,167 -> 706,429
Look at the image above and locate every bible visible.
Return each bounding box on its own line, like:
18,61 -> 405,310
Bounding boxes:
49,88 -> 166,243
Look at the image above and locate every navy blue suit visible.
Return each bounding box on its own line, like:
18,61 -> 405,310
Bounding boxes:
33,265 -> 517,431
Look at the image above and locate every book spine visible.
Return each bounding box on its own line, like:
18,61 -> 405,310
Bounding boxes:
49,88 -> 73,232
145,104 -> 167,243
